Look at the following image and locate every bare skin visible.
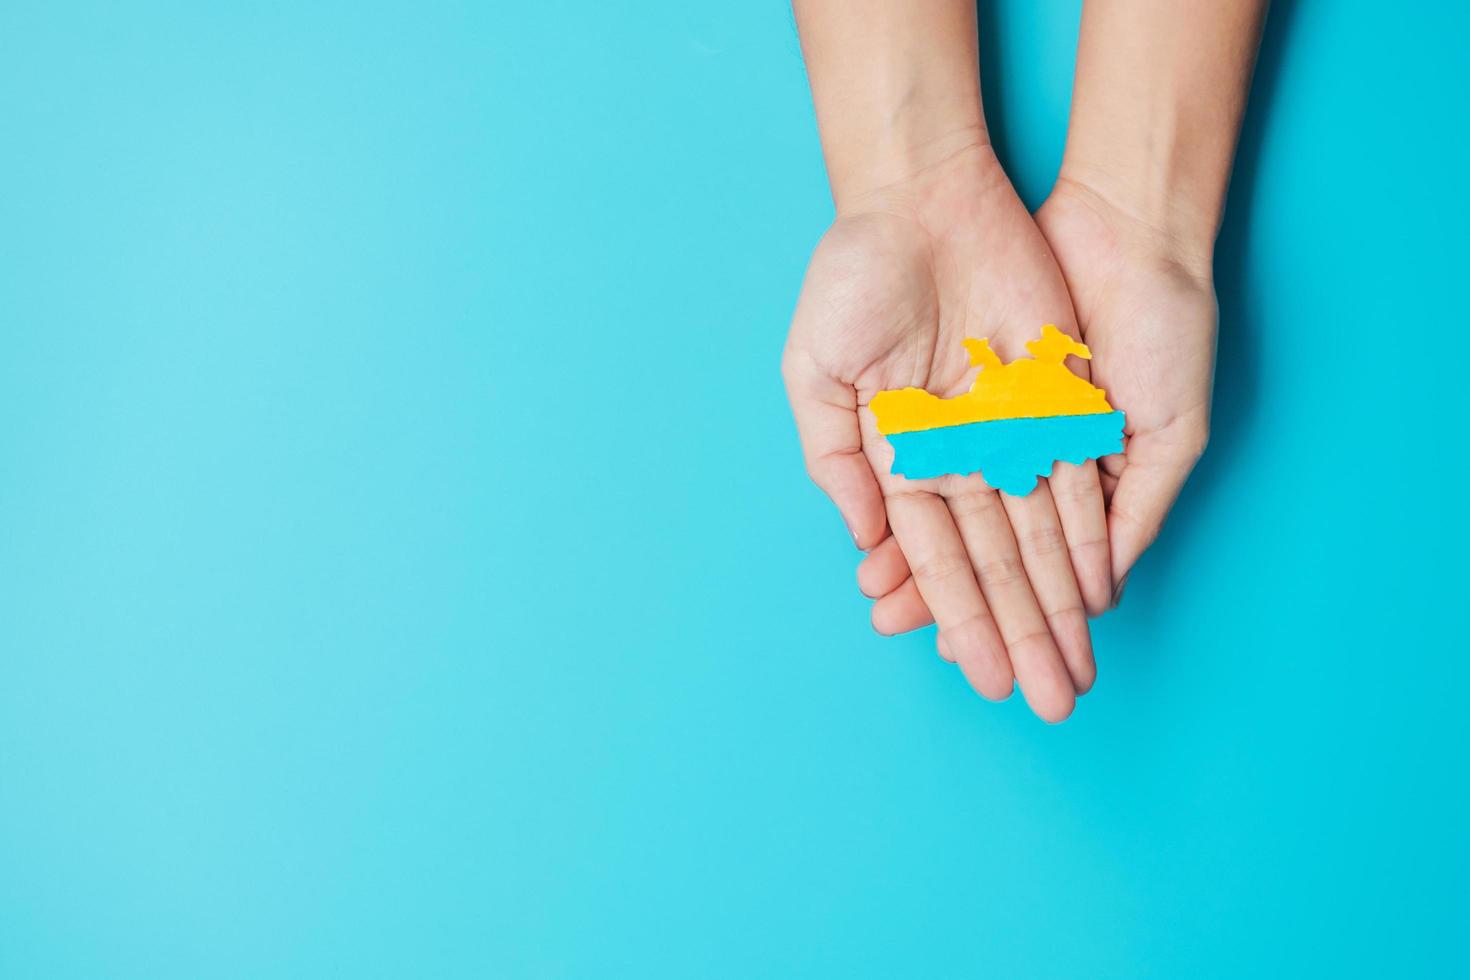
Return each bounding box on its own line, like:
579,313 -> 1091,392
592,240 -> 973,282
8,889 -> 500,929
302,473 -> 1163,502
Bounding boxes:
857,177 -> 1218,626
787,142 -> 1107,722
788,0 -> 1266,718
787,0 -> 1118,721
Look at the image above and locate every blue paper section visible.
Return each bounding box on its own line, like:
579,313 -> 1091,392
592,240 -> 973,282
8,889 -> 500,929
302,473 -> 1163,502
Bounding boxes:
885,411 -> 1126,495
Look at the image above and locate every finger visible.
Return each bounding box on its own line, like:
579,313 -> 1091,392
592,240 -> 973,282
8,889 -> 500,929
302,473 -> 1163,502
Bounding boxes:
782,347 -> 887,549
857,534 -> 911,599
871,577 -> 935,636
886,493 -> 1013,701
1048,459 -> 1112,618
947,491 -> 1076,722
1000,483 -> 1096,696
1107,429 -> 1206,591
937,633 -> 956,663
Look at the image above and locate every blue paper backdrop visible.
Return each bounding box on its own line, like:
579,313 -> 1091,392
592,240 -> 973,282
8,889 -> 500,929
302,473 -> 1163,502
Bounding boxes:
2,2 -> 1466,977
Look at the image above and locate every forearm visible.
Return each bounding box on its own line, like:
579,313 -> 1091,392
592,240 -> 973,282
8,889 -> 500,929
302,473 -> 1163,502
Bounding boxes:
1058,0 -> 1269,270
793,0 -> 987,211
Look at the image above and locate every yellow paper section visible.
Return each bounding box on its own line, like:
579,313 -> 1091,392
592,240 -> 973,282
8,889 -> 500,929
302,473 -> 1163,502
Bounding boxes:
870,325 -> 1115,436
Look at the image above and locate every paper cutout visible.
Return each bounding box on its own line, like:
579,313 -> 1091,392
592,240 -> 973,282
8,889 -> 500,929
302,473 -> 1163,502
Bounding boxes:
870,325 -> 1125,495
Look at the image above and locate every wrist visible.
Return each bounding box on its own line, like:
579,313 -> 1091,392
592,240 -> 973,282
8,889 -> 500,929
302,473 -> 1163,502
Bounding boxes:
1046,172 -> 1217,286
1051,156 -> 1220,281
794,0 -> 990,213
829,122 -> 991,217
833,139 -> 1024,248
1054,0 -> 1264,281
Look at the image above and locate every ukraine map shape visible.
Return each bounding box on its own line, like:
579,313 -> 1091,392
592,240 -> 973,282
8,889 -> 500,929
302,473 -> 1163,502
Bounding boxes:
870,325 -> 1126,496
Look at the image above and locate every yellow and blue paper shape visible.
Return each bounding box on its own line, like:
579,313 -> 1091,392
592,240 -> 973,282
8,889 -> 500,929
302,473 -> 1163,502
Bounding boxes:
870,325 -> 1125,496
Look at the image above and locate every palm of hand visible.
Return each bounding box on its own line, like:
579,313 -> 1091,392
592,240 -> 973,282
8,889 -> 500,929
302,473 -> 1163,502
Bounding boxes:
799,200 -> 1067,392
790,175 -> 1088,496
784,148 -> 1110,721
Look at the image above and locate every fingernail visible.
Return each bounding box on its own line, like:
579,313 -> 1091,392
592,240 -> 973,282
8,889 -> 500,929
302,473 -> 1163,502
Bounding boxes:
1111,574 -> 1130,609
843,518 -> 860,549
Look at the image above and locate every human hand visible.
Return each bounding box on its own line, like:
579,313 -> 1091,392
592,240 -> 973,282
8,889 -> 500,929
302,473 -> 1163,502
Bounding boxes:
1035,179 -> 1216,593
784,144 -> 1111,722
1018,0 -> 1261,594
859,177 -> 1217,628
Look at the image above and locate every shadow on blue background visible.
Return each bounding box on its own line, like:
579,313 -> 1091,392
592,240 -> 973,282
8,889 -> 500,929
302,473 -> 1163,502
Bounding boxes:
1,2 -> 1465,978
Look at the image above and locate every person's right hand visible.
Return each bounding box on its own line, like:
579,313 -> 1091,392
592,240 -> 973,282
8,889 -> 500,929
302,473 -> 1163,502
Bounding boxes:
784,142 -> 1110,722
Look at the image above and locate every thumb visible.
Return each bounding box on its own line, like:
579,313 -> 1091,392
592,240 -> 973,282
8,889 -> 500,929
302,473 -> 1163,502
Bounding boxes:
1106,427 -> 1207,587
782,347 -> 887,550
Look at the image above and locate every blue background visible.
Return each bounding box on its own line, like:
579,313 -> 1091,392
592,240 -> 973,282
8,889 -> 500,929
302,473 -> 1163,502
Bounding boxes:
2,2 -> 1466,976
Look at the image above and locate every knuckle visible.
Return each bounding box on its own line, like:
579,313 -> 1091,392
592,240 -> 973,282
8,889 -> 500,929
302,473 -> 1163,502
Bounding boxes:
910,553 -> 974,588
1006,628 -> 1055,650
1109,499 -> 1155,536
1067,533 -> 1108,555
1159,416 -> 1211,463
1045,602 -> 1086,621
1054,476 -> 1099,506
947,491 -> 997,519
950,609 -> 995,636
1019,525 -> 1067,558
976,556 -> 1026,589
942,611 -> 1002,664
804,447 -> 862,489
